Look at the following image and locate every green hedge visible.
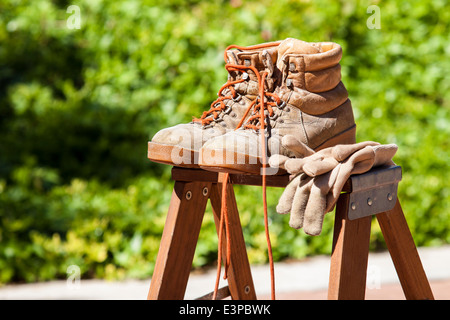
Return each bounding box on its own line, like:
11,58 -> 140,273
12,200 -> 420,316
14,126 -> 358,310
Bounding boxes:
0,0 -> 449,284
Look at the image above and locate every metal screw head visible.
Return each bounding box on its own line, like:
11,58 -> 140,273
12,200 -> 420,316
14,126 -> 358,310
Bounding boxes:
351,202 -> 356,210
367,198 -> 373,206
244,286 -> 251,294
185,191 -> 192,200
387,193 -> 393,201
202,187 -> 209,197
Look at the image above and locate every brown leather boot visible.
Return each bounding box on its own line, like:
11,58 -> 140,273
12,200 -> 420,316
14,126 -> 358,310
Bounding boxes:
147,42 -> 280,167
199,38 -> 356,174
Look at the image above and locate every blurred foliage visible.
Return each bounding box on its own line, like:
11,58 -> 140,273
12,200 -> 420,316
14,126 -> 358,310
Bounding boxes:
0,0 -> 449,284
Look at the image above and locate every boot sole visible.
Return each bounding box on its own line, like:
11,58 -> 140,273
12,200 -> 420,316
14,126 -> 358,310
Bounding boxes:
199,125 -> 356,175
199,150 -> 275,175
147,141 -> 200,168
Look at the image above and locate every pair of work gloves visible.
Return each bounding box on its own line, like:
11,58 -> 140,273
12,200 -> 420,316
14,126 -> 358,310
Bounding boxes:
268,136 -> 398,236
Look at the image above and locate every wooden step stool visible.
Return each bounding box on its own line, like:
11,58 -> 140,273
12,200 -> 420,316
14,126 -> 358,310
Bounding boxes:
147,165 -> 434,300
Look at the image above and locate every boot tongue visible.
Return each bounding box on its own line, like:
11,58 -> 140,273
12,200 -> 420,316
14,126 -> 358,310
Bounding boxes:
276,38 -> 320,70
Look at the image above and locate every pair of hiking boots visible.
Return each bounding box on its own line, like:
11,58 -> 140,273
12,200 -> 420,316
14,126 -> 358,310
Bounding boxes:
148,38 -> 356,174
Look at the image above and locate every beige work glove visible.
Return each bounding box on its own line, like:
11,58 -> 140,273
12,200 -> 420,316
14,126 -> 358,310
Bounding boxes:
269,136 -> 398,236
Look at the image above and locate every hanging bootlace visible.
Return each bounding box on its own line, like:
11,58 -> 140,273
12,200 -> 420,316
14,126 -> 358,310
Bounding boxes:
212,42 -> 282,301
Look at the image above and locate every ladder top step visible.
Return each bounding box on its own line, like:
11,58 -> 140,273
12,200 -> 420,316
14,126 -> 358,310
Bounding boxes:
170,165 -> 402,193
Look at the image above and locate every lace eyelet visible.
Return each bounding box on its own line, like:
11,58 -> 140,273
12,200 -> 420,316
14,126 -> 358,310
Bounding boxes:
286,79 -> 293,88
277,100 -> 286,109
232,94 -> 242,102
223,105 -> 232,114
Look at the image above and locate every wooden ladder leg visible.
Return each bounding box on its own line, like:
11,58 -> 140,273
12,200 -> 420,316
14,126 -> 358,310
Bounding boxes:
147,180 -> 212,300
209,183 -> 257,300
376,199 -> 434,300
328,193 -> 372,300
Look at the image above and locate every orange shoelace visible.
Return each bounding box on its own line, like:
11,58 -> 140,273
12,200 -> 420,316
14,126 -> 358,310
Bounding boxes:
193,41 -> 279,126
212,42 -> 281,301
243,90 -> 282,130
192,77 -> 245,125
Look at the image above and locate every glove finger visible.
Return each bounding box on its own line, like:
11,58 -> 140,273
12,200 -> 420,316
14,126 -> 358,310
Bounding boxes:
352,158 -> 376,175
298,146 -> 338,177
326,158 -> 375,213
303,176 -> 329,236
333,146 -> 375,189
347,145 -> 376,164
284,158 -> 309,175
327,144 -> 396,212
327,149 -> 375,212
302,157 -> 339,177
332,141 -> 380,162
372,144 -> 398,167
282,135 -> 315,158
276,174 -> 301,214
289,175 -> 313,229
268,154 -> 290,170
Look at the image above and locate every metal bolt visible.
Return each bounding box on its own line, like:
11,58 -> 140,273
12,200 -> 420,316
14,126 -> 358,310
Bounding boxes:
351,202 -> 356,210
185,190 -> 192,200
367,198 -> 373,206
244,286 -> 251,294
202,187 -> 209,197
387,193 -> 393,201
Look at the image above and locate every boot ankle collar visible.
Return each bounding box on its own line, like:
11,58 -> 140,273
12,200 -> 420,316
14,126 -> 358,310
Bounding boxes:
278,42 -> 342,72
